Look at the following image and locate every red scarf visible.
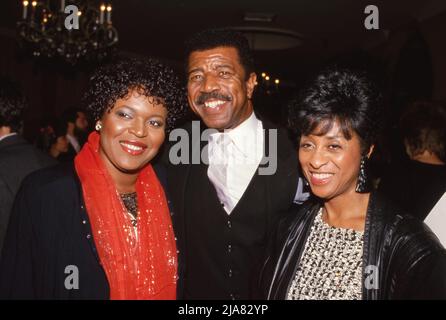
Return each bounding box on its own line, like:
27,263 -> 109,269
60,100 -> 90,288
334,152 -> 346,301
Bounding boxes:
74,132 -> 177,299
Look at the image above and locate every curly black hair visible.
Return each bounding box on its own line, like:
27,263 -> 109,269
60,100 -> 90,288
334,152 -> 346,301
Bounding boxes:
184,28 -> 255,78
288,67 -> 383,155
0,76 -> 27,133
83,57 -> 187,132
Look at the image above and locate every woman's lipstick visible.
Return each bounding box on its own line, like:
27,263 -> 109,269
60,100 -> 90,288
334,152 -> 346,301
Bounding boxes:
119,140 -> 148,156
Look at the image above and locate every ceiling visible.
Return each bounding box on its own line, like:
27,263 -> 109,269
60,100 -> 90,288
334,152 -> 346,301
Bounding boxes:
2,0 -> 446,82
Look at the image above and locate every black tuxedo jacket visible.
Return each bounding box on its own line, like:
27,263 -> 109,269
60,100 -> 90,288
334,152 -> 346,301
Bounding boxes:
163,117 -> 300,299
0,134 -> 56,254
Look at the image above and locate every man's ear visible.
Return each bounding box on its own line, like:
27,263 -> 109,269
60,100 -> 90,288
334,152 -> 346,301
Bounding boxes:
246,72 -> 257,99
367,145 -> 375,159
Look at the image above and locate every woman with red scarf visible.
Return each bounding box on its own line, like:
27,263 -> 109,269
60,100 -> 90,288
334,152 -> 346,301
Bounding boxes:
0,58 -> 186,299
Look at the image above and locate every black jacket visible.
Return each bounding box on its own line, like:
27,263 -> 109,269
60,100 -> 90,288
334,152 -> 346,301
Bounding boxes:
378,160 -> 446,220
0,162 -> 170,299
258,192 -> 446,300
0,134 -> 56,255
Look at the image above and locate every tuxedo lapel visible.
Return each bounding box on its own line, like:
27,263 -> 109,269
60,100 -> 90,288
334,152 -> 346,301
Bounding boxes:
0,135 -> 26,151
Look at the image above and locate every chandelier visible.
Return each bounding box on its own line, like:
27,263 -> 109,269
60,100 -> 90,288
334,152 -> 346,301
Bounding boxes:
17,0 -> 118,65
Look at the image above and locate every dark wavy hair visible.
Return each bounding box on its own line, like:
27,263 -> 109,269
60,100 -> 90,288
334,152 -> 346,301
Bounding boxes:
83,57 -> 187,131
288,67 -> 383,154
0,76 -> 27,132
184,28 -> 255,78
61,107 -> 86,124
47,120 -> 68,151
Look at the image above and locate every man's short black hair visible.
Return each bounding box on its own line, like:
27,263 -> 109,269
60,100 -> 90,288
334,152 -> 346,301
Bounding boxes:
61,107 -> 85,125
0,76 -> 27,133
184,28 -> 255,78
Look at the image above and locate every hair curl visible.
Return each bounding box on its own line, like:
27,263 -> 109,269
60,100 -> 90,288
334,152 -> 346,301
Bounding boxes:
83,57 -> 187,132
184,28 -> 255,78
0,76 -> 27,132
288,67 -> 383,154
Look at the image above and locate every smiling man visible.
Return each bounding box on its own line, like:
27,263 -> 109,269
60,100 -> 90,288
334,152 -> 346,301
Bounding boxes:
187,45 -> 256,131
165,29 -> 306,300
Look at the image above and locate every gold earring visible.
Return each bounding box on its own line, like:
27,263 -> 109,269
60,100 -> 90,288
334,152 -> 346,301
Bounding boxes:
95,122 -> 102,131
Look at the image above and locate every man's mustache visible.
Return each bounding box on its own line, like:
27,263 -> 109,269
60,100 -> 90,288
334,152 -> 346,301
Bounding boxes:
195,92 -> 232,106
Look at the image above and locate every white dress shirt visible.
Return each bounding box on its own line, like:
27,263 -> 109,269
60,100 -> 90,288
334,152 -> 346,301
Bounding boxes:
207,112 -> 264,214
0,132 -> 17,143
66,134 -> 80,153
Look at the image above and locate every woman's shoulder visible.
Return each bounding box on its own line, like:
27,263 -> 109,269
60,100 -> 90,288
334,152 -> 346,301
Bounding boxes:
392,213 -> 445,252
10,163 -> 83,234
371,194 -> 446,298
20,162 -> 79,195
276,200 -> 320,234
373,193 -> 446,264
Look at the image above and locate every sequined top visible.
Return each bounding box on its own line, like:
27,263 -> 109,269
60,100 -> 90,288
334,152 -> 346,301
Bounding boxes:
120,192 -> 138,227
287,208 -> 364,300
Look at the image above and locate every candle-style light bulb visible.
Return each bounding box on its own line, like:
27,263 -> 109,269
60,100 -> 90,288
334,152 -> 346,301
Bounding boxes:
106,5 -> 112,24
22,0 -> 29,20
31,0 -> 37,20
100,4 -> 106,24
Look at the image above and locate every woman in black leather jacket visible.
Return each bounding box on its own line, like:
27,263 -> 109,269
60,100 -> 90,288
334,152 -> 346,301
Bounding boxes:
258,68 -> 446,300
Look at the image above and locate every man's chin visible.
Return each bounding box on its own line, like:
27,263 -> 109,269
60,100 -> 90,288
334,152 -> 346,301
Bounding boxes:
200,118 -> 226,130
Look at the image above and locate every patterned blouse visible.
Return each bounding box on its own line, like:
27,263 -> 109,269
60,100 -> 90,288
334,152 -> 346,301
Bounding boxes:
287,208 -> 364,300
120,193 -> 137,222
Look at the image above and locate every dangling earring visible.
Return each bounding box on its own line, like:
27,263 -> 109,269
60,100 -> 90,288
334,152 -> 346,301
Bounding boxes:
355,156 -> 370,193
95,122 -> 102,131
302,176 -> 311,195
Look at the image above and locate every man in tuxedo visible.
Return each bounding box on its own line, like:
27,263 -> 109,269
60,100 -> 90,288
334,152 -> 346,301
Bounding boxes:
0,76 -> 56,255
59,107 -> 90,162
165,29 -> 306,299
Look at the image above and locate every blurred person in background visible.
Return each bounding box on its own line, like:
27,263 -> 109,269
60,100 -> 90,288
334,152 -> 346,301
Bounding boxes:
379,100 -> 446,220
48,121 -> 70,162
0,76 -> 56,256
60,107 -> 90,161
